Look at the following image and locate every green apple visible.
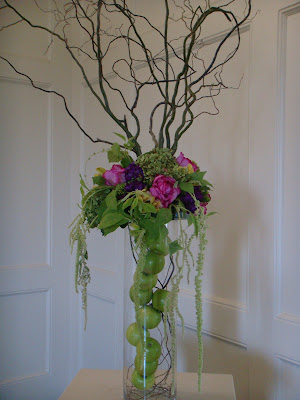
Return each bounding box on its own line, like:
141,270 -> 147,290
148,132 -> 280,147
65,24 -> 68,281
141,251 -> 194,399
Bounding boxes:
134,271 -> 157,290
129,285 -> 152,306
136,337 -> 161,362
143,251 -> 165,274
152,289 -> 169,312
126,323 -> 150,347
138,305 -> 161,329
149,237 -> 169,256
131,369 -> 155,391
134,354 -> 158,376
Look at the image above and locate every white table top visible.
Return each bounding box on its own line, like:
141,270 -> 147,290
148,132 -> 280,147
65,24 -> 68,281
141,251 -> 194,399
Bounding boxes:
59,369 -> 236,400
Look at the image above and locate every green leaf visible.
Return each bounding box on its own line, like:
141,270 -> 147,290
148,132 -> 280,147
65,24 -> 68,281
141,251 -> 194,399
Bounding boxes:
202,179 -> 213,188
140,220 -> 168,245
133,206 -> 141,220
102,221 -> 128,236
189,171 -> 206,181
99,212 -> 128,229
179,182 -> 194,193
80,186 -> 85,199
117,204 -> 132,219
80,174 -> 88,190
187,213 -> 194,226
138,200 -> 144,213
108,143 -> 122,162
92,175 -> 105,186
105,190 -> 117,210
156,208 -> 173,224
142,203 -> 157,214
131,197 -> 139,211
113,132 -> 126,141
169,240 -> 183,255
122,197 -> 134,210
187,213 -> 198,236
124,137 -> 136,150
121,156 -> 133,168
101,206 -> 113,218
207,211 -> 217,217
107,152 -> 121,163
140,220 -> 159,241
97,201 -> 108,220
176,199 -> 186,210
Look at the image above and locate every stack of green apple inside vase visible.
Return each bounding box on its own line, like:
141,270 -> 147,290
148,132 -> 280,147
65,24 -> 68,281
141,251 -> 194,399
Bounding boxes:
126,232 -> 172,394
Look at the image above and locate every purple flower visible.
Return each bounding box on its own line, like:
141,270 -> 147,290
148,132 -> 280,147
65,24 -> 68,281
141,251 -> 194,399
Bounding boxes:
125,181 -> 146,192
180,192 -> 197,213
180,187 -> 211,214
125,163 -> 144,182
194,186 -> 204,202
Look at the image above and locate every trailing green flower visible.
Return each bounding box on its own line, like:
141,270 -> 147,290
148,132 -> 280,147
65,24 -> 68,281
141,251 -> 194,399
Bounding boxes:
161,206 -> 208,394
69,212 -> 91,329
194,210 -> 207,392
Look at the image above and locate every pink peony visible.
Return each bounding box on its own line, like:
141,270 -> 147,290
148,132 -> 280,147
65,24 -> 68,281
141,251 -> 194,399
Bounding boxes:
150,175 -> 180,208
176,152 -> 199,172
103,164 -> 125,186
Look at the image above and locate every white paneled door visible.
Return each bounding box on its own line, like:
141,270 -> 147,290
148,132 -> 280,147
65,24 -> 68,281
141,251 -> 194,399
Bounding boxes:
0,2 -> 72,399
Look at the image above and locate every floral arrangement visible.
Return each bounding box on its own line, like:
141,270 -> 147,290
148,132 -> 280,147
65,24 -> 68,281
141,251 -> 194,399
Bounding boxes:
70,139 -> 212,394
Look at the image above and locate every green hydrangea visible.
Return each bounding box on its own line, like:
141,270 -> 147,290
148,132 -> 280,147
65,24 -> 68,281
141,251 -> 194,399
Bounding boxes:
115,183 -> 126,197
136,148 -> 189,184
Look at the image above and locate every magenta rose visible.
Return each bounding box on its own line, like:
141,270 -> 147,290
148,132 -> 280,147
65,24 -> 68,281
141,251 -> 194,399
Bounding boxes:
176,152 -> 199,172
150,175 -> 180,208
103,164 -> 125,186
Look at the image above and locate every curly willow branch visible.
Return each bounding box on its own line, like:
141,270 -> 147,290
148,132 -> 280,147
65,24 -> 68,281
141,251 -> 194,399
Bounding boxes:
0,0 -> 251,154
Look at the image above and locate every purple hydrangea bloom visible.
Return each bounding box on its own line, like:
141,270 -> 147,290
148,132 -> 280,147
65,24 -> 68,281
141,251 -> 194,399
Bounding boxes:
125,181 -> 146,192
194,186 -> 204,201
124,163 -> 144,182
180,192 -> 197,213
181,186 -> 210,213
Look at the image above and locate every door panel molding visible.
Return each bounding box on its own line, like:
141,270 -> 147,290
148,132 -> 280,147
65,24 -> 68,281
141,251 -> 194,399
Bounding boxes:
0,288 -> 52,385
0,75 -> 53,268
179,289 -> 248,348
275,2 -> 300,320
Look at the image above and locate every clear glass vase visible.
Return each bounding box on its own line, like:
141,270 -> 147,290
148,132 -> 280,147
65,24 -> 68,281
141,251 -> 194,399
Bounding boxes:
123,226 -> 177,400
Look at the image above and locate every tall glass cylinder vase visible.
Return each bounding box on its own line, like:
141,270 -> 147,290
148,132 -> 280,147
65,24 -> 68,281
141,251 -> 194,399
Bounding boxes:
123,225 -> 177,400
